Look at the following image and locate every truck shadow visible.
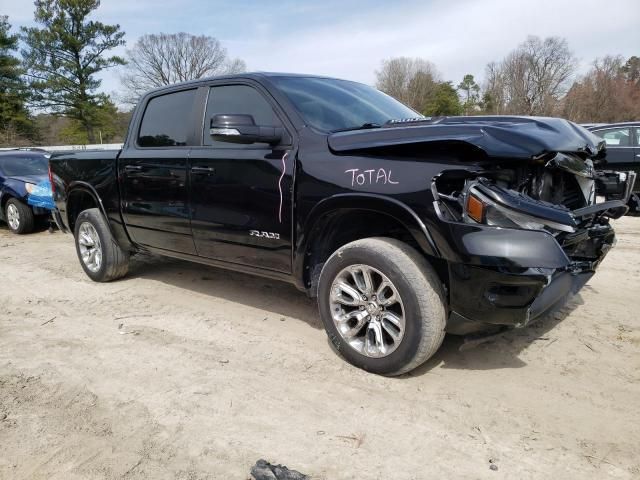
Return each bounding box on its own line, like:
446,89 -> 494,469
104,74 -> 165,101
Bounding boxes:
125,253 -> 322,330
125,252 -> 585,373
0,220 -> 52,235
411,294 -> 585,375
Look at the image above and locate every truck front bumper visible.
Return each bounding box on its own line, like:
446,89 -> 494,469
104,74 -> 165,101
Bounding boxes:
444,220 -> 615,335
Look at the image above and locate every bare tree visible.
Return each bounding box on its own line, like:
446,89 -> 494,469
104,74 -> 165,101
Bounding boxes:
482,61 -> 506,114
484,36 -> 577,116
562,55 -> 640,123
121,33 -> 246,104
375,57 -> 440,112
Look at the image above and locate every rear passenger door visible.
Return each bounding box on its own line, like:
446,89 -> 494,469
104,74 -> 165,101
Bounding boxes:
119,88 -> 198,254
188,82 -> 294,273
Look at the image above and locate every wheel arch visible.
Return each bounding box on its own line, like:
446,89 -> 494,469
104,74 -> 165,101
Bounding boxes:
0,191 -> 15,214
66,182 -> 111,236
0,185 -> 24,214
295,194 -> 446,295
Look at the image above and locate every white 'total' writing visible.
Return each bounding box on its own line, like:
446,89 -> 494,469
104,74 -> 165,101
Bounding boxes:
345,168 -> 400,187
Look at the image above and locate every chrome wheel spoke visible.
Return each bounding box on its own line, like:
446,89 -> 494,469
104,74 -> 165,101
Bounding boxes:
381,313 -> 402,342
382,311 -> 402,328
377,281 -> 398,306
370,322 -> 385,353
364,321 -> 385,356
351,266 -> 374,295
78,233 -> 94,247
331,281 -> 363,306
339,310 -> 369,339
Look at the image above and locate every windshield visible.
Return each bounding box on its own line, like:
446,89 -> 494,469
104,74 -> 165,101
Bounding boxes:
272,76 -> 421,132
0,155 -> 48,176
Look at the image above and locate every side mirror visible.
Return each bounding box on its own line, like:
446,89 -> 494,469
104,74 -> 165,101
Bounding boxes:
209,114 -> 282,145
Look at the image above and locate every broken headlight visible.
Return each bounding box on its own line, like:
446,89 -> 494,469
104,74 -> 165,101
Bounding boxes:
464,184 -> 576,233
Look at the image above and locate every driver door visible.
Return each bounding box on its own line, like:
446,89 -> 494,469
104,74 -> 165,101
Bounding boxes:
189,83 -> 294,273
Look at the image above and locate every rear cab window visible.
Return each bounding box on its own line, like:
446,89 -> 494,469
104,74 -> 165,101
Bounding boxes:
138,89 -> 197,147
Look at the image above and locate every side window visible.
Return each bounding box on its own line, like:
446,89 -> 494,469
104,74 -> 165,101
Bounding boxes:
593,127 -> 632,147
138,89 -> 196,147
636,128 -> 640,146
203,85 -> 281,147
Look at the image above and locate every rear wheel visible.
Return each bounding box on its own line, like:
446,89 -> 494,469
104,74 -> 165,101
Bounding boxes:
318,237 -> 446,376
5,198 -> 35,234
74,208 -> 129,282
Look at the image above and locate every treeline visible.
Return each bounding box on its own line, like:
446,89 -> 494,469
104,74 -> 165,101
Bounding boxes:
1,1 -> 638,148
0,0 -> 245,147
376,36 -> 639,120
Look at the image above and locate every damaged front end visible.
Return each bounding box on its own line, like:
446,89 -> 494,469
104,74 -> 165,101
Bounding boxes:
432,152 -> 636,334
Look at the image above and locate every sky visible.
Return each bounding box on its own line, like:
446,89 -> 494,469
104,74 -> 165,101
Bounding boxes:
2,0 -> 639,102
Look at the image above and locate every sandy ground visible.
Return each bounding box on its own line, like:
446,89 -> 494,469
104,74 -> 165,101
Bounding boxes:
0,218 -> 639,480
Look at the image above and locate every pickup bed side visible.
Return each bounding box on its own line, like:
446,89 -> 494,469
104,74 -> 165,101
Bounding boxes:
51,150 -> 134,251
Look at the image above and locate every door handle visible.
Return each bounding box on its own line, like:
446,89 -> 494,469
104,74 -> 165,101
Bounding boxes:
124,165 -> 143,172
191,166 -> 216,175
636,154 -> 640,158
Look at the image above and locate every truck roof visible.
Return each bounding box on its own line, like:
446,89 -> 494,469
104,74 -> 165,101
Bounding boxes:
141,72 -> 348,97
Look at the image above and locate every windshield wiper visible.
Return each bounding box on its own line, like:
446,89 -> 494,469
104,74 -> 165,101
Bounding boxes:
331,123 -> 382,133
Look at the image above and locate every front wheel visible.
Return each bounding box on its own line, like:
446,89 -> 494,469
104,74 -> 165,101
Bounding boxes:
74,208 -> 130,282
5,198 -> 35,234
318,237 -> 446,376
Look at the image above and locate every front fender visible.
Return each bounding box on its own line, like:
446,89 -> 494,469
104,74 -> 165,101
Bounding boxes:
2,181 -> 28,202
293,193 -> 440,288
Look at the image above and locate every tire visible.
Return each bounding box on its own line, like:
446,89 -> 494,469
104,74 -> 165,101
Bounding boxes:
318,237 -> 446,376
628,193 -> 640,216
5,198 -> 35,234
74,208 -> 130,282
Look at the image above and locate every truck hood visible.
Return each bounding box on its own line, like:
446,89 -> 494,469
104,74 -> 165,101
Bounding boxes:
328,116 -> 605,160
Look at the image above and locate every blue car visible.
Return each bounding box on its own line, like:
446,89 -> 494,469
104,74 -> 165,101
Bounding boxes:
0,150 -> 52,234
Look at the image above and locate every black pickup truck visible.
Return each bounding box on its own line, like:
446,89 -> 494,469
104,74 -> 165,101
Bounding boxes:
49,73 -> 636,375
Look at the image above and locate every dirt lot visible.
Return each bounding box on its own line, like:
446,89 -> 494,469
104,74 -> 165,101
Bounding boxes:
1,218 -> 639,480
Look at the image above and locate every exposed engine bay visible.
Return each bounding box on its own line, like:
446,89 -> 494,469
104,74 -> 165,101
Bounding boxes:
432,152 -> 636,271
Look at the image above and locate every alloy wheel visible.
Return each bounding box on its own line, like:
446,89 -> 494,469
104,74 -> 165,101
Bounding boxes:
329,264 -> 406,358
77,222 -> 103,273
6,204 -> 20,231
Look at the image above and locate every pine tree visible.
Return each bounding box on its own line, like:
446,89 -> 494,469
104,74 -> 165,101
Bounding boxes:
456,74 -> 480,115
21,0 -> 125,143
424,82 -> 463,116
0,16 -> 35,145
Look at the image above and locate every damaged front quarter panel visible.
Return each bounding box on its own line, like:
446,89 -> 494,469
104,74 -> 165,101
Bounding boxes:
430,146 -> 629,334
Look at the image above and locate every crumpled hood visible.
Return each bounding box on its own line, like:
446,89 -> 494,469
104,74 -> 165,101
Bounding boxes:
328,116 -> 605,160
